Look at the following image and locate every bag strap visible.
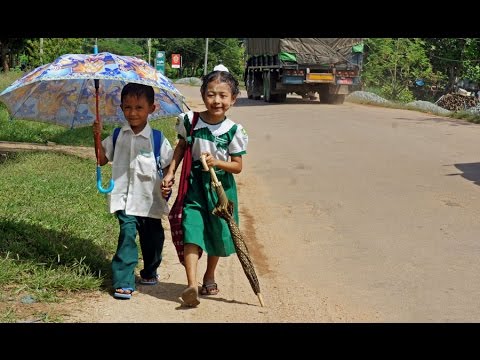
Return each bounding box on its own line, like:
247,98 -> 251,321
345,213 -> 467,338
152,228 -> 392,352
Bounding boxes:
190,111 -> 199,137
112,127 -> 121,149
150,129 -> 163,176
175,111 -> 200,201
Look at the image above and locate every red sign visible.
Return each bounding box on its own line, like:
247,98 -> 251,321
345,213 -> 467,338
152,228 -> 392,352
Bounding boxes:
172,54 -> 181,69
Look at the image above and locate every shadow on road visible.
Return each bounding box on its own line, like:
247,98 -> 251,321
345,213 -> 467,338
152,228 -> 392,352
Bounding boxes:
449,162 -> 480,186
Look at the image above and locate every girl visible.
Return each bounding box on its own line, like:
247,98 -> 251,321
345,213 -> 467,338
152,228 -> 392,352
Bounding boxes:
163,71 -> 248,307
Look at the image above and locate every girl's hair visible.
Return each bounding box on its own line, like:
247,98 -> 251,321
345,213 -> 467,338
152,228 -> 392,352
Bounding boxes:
121,83 -> 155,105
200,71 -> 240,98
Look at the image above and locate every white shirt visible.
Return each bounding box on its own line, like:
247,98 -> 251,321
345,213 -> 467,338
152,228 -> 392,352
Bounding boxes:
213,64 -> 229,72
101,123 -> 173,219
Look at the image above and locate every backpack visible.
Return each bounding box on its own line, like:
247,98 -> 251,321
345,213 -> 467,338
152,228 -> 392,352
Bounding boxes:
112,127 -> 164,178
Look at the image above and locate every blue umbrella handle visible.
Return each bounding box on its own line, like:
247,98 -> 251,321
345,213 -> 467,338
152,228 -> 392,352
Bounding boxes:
96,166 -> 114,194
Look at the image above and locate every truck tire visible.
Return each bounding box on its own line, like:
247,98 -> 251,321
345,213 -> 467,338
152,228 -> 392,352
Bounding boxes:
319,89 -> 345,104
331,94 -> 345,104
263,71 -> 272,102
246,72 -> 254,99
276,93 -> 287,102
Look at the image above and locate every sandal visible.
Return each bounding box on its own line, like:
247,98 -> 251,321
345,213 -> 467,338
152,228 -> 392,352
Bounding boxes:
200,283 -> 219,296
114,288 -> 134,300
181,286 -> 200,307
139,276 -> 158,285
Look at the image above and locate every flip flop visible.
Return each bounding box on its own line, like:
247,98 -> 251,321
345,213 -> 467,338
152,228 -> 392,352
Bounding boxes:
181,286 -> 200,307
139,277 -> 158,285
114,288 -> 134,300
200,283 -> 219,296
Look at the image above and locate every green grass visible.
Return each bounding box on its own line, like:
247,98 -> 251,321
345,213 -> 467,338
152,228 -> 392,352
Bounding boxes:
0,152 -> 116,321
0,115 -> 178,147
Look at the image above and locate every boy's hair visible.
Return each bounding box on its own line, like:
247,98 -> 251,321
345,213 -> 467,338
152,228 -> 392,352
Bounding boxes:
121,83 -> 155,105
201,71 -> 240,98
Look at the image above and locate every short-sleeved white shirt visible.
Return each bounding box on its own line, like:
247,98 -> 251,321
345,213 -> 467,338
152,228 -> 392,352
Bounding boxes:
176,111 -> 248,162
101,123 -> 173,219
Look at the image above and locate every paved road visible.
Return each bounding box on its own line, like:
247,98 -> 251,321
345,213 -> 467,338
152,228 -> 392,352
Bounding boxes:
179,84 -> 480,322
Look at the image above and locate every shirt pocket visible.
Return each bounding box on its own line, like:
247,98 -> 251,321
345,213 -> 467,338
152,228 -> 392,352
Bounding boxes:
135,153 -> 156,181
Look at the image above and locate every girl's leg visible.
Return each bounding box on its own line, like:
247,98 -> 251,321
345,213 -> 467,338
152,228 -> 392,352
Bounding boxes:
182,243 -> 201,306
203,255 -> 220,285
201,255 -> 220,295
184,243 -> 200,288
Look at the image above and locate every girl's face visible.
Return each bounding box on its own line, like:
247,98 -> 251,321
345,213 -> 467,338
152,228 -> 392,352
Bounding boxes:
120,94 -> 155,132
202,80 -> 237,121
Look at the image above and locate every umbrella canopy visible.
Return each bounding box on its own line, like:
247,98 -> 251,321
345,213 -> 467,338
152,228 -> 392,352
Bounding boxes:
0,52 -> 184,128
200,155 -> 265,307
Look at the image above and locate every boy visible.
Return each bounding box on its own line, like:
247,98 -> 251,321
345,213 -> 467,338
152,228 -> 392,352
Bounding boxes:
94,83 -> 174,299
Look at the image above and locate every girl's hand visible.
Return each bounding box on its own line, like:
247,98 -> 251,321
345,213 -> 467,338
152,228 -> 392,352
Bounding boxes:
161,183 -> 172,199
201,152 -> 217,168
162,173 -> 175,188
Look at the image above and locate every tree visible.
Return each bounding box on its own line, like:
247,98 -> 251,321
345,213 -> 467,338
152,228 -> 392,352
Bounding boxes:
25,38 -> 85,69
424,38 -> 480,93
0,38 -> 28,72
362,38 -> 441,102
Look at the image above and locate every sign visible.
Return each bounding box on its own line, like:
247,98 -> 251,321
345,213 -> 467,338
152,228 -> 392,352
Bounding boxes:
172,53 -> 181,69
155,51 -> 165,75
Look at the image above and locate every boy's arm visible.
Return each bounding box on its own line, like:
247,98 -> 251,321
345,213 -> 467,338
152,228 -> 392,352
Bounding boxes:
162,138 -> 187,186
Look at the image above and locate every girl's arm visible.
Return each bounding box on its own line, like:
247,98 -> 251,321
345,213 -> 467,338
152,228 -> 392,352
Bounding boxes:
162,138 -> 187,187
203,153 -> 243,174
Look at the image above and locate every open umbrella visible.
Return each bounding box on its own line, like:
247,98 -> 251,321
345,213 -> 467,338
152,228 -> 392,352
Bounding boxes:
200,154 -> 265,307
0,52 -> 185,193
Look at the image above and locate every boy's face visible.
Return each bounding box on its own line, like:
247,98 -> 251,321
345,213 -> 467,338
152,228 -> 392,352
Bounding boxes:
120,94 -> 155,129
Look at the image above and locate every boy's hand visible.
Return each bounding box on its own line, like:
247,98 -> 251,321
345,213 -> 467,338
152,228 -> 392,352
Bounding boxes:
92,122 -> 102,137
161,184 -> 172,199
161,173 -> 175,199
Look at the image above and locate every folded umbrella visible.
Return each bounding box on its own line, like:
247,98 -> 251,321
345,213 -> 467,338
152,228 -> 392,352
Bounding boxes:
200,154 -> 265,307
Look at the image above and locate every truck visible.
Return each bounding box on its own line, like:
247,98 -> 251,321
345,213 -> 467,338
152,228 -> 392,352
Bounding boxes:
244,38 -> 363,104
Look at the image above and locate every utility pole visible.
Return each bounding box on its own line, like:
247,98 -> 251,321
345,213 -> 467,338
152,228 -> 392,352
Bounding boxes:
39,38 -> 43,64
204,38 -> 209,76
148,38 -> 151,65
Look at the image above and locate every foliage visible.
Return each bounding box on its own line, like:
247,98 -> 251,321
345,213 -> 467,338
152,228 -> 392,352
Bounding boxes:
97,38 -> 147,58
424,38 -> 480,92
24,38 -> 86,69
362,38 -> 442,102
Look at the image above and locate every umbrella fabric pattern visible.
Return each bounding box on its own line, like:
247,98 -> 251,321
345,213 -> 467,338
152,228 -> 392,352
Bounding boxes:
0,52 -> 184,128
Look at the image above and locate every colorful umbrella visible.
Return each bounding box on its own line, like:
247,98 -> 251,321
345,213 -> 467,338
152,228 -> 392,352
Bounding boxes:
0,52 -> 185,193
0,52 -> 184,126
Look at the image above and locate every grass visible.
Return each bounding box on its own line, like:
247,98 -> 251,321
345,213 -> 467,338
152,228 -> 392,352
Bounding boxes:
0,71 -> 179,322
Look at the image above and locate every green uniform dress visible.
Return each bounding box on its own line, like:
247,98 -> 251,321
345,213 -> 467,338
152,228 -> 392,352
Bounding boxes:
176,111 -> 249,257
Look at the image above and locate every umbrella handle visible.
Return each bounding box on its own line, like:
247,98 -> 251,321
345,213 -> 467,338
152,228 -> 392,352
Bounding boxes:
200,154 -> 221,186
96,166 -> 114,194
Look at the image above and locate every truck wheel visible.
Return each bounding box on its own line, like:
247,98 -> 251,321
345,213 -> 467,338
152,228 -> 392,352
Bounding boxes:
332,94 -> 345,104
263,72 -> 272,102
246,72 -> 254,99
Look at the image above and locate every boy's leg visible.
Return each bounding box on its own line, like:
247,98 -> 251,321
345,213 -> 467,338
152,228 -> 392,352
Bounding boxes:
138,217 -> 165,280
112,211 -> 139,291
